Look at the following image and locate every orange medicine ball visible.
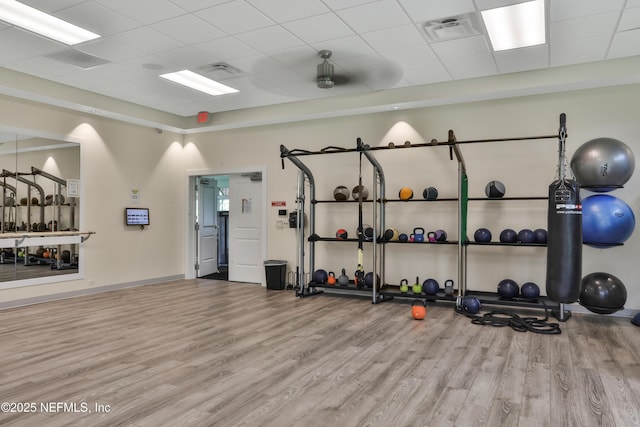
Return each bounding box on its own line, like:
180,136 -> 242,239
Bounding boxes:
399,187 -> 414,201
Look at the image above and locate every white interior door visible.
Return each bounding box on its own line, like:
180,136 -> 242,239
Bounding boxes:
228,174 -> 262,283
197,178 -> 218,277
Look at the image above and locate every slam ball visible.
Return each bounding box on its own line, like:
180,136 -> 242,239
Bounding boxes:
520,282 -> 540,299
365,272 -> 380,289
461,296 -> 481,314
333,185 -> 350,201
352,185 -> 369,201
497,279 -> 519,299
473,228 -> 492,242
499,228 -> 518,243
336,229 -> 348,240
579,272 -> 627,314
485,180 -> 506,198
570,137 -> 635,192
582,194 -> 635,246
423,186 -> 439,200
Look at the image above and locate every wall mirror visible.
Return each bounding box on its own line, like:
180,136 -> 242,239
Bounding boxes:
0,130 -> 81,288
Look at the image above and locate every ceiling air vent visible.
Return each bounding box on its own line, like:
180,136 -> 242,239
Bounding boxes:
423,14 -> 481,42
46,49 -> 109,69
198,62 -> 245,78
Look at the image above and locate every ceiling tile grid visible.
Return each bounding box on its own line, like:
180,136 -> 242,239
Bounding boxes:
0,0 -> 638,118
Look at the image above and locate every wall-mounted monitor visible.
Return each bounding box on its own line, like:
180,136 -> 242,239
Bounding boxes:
125,207 -> 150,226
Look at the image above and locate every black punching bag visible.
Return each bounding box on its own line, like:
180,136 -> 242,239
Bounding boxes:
546,113 -> 582,303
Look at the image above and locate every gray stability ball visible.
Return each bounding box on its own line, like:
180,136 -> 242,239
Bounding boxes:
570,137 -> 635,192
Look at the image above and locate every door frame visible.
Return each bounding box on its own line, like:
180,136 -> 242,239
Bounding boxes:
185,166 -> 267,284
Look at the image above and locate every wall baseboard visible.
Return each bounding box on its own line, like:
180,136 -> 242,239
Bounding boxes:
0,275 -> 184,311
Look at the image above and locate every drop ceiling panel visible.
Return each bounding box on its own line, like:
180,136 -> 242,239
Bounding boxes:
321,0 -> 380,11
0,28 -> 65,64
379,45 -> 439,67
195,37 -> 259,61
618,7 -> 640,32
246,0 -> 330,23
360,25 -> 426,52
431,36 -> 491,60
20,0 -> 87,13
77,39 -> 143,63
550,12 -> 620,42
550,37 -> 610,67
54,2 -> 140,36
309,36 -> 376,59
155,47 -> 220,70
608,28 -> 640,58
94,0 -> 186,25
398,0 -> 476,22
494,45 -> 549,74
441,54 -> 497,80
235,26 -> 304,53
197,2 -> 275,35
167,0 -> 230,12
550,0 -> 626,22
337,0 -> 412,33
283,13 -> 355,44
402,61 -> 452,85
151,15 -> 226,45
112,27 -> 184,55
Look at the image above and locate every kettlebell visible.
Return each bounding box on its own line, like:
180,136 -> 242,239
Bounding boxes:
412,276 -> 422,294
338,268 -> 349,286
427,231 -> 437,242
398,233 -> 409,243
411,300 -> 427,320
399,279 -> 409,293
413,227 -> 425,243
327,271 -> 336,285
444,279 -> 455,296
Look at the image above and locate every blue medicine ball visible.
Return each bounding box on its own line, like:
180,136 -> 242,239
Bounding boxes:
517,229 -> 536,243
520,282 -> 540,299
422,278 -> 439,295
582,194 -> 635,247
462,296 -> 481,314
499,228 -> 518,243
533,228 -> 548,244
312,269 -> 328,284
497,279 -> 519,299
474,228 -> 492,242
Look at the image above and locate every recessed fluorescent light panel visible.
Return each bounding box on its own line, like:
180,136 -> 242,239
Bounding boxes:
159,70 -> 239,96
481,0 -> 546,51
0,0 -> 100,45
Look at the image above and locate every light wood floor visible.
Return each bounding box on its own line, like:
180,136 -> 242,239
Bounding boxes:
0,280 -> 639,426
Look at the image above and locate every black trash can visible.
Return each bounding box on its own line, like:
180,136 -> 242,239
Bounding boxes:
264,260 -> 287,290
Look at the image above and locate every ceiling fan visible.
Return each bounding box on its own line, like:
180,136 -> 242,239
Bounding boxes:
316,50 -> 349,89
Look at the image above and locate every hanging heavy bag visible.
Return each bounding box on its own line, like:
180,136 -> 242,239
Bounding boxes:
546,114 -> 582,303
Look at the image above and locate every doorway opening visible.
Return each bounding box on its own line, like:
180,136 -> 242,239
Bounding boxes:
189,170 -> 265,284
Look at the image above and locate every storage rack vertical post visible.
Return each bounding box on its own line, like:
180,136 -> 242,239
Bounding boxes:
280,141 -> 387,303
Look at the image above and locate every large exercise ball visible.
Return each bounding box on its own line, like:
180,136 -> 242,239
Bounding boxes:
570,137 -> 635,191
582,194 -> 635,246
579,272 -> 627,314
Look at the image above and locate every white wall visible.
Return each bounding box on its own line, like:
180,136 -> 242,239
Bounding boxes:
0,83 -> 638,312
